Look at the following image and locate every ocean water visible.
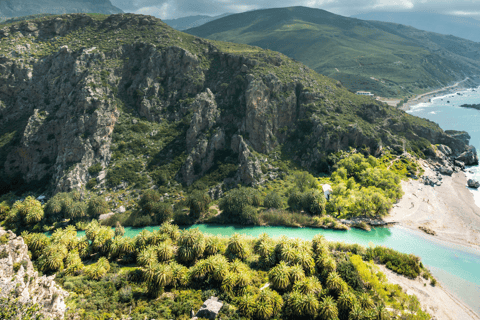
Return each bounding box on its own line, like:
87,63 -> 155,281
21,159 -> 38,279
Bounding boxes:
408,87 -> 480,207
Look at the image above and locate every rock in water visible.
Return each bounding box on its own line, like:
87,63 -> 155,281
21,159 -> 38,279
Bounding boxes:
196,296 -> 223,319
467,179 -> 480,188
0,229 -> 68,319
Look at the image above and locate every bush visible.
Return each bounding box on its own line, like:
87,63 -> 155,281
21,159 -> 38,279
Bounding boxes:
153,202 -> 173,224
219,187 -> 256,218
88,163 -> 103,175
87,196 -> 109,219
139,190 -> 162,215
264,191 -> 282,209
187,191 -> 211,220
367,246 -> 422,278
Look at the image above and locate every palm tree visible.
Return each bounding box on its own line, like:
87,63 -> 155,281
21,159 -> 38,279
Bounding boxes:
289,264 -> 306,284
319,296 -> 339,320
255,300 -> 274,320
269,261 -> 291,291
280,243 -> 297,264
295,251 -> 315,275
237,294 -> 256,318
226,233 -> 249,260
317,254 -> 337,277
85,257 -> 111,280
114,221 -> 125,237
348,303 -> 365,320
170,261 -> 189,287
65,201 -> 87,220
204,236 -> 224,256
24,233 -> 50,259
156,242 -> 174,262
326,272 -> 348,296
221,271 -> 238,294
178,228 -> 205,262
358,292 -> 375,310
338,291 -> 358,318
159,222 -> 180,241
65,250 -> 84,275
285,291 -> 303,316
137,246 -> 158,267
312,234 -> 328,255
375,303 -> 391,320
258,288 -> 283,316
302,293 -> 320,317
87,196 -> 109,219
144,262 -> 173,297
135,230 -> 153,250
293,276 -> 322,295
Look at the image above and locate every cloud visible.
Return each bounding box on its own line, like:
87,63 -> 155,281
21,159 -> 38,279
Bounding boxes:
109,0 -> 480,20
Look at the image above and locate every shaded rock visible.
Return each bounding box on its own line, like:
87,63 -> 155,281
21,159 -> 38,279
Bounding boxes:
456,146 -> 479,165
439,166 -> 453,176
118,205 -> 126,213
467,179 -> 480,188
419,226 -> 436,236
195,296 -> 223,320
436,144 -> 452,156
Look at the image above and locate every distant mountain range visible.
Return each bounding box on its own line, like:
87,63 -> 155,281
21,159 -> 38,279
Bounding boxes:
187,6 -> 480,97
0,0 -> 122,20
163,13 -> 231,30
352,12 -> 480,43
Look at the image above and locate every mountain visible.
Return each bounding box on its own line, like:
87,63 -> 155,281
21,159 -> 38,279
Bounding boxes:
164,13 -> 231,31
0,0 -> 122,20
186,6 -> 480,98
0,13 -> 474,197
352,12 -> 480,43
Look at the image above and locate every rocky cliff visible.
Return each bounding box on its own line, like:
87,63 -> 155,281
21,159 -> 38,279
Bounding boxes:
0,0 -> 122,20
0,229 -> 68,319
0,13 -> 476,197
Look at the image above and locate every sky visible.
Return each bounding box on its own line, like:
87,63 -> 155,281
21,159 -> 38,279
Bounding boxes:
109,0 -> 480,20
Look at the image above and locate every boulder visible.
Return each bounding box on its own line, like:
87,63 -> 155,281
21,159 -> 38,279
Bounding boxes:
436,144 -> 452,156
195,296 -> 223,319
118,206 -> 126,213
439,166 -> 453,176
467,179 -> 480,189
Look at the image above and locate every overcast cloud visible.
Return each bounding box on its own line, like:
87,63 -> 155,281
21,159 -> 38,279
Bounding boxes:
110,0 -> 480,20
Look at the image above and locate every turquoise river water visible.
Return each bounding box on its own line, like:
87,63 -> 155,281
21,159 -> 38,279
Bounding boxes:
78,87 -> 480,314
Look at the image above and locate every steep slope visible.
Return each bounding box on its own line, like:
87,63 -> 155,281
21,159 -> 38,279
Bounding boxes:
0,0 -> 122,19
353,12 -> 480,43
164,13 -> 231,31
186,6 -> 480,97
0,13 -> 474,197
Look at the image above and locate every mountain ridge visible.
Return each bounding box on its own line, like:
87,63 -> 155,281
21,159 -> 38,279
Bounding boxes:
186,6 -> 480,97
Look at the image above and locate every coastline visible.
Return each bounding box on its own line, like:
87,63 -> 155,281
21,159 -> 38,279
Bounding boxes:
400,78 -> 475,111
385,170 -> 480,251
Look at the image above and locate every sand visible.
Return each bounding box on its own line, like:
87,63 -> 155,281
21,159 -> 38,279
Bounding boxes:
385,168 -> 480,249
377,265 -> 480,320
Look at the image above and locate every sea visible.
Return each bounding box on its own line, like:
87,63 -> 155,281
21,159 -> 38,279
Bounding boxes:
407,87 -> 480,207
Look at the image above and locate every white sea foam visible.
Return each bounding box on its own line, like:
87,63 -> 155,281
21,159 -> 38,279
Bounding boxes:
465,166 -> 480,209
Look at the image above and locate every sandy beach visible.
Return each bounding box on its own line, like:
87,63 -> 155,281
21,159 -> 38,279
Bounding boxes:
399,78 -> 472,111
378,264 -> 480,320
386,168 -> 480,249
383,164 -> 480,319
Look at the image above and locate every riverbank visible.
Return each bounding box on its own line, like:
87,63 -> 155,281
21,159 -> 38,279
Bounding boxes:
385,167 -> 480,250
400,78 -> 473,111
378,264 -> 480,320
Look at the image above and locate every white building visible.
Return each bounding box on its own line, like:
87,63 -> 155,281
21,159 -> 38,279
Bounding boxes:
356,91 -> 374,96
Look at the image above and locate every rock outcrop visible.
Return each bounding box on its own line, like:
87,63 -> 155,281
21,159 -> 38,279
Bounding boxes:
0,229 -> 68,319
194,296 -> 223,320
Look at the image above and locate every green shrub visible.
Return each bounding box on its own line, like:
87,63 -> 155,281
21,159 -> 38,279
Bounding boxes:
153,202 -> 173,224
87,196 -> 109,219
187,191 -> 211,220
88,163 -> 103,175
264,191 -> 282,209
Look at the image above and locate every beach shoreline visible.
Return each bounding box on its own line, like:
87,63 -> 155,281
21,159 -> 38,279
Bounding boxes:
399,78 -> 476,111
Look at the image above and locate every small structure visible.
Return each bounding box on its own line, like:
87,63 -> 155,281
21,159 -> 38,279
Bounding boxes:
355,91 -> 374,96
322,184 -> 333,200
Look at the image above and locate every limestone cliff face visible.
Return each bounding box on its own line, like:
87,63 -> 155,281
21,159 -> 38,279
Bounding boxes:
0,14 -> 476,195
0,229 -> 68,319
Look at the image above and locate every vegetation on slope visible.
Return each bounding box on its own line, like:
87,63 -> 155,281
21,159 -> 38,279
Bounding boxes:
187,6 -> 480,97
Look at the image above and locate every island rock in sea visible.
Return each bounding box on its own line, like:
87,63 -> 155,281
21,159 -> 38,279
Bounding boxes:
0,229 -> 68,319
467,179 -> 480,189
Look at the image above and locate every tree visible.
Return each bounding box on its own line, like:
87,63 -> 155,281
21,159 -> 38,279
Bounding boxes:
226,233 -> 249,260
85,257 -> 110,280
187,190 -> 211,220
144,263 -> 173,297
294,171 -> 317,192
137,246 -> 158,267
177,228 -> 205,263
264,191 -> 281,209
269,261 -> 291,290
292,276 -> 322,295
152,202 -> 173,224
139,190 -> 161,214
114,221 -> 125,237
319,296 -> 339,320
87,196 -> 109,219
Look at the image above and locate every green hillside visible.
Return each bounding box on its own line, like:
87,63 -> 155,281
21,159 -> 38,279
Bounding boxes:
187,6 -> 480,97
